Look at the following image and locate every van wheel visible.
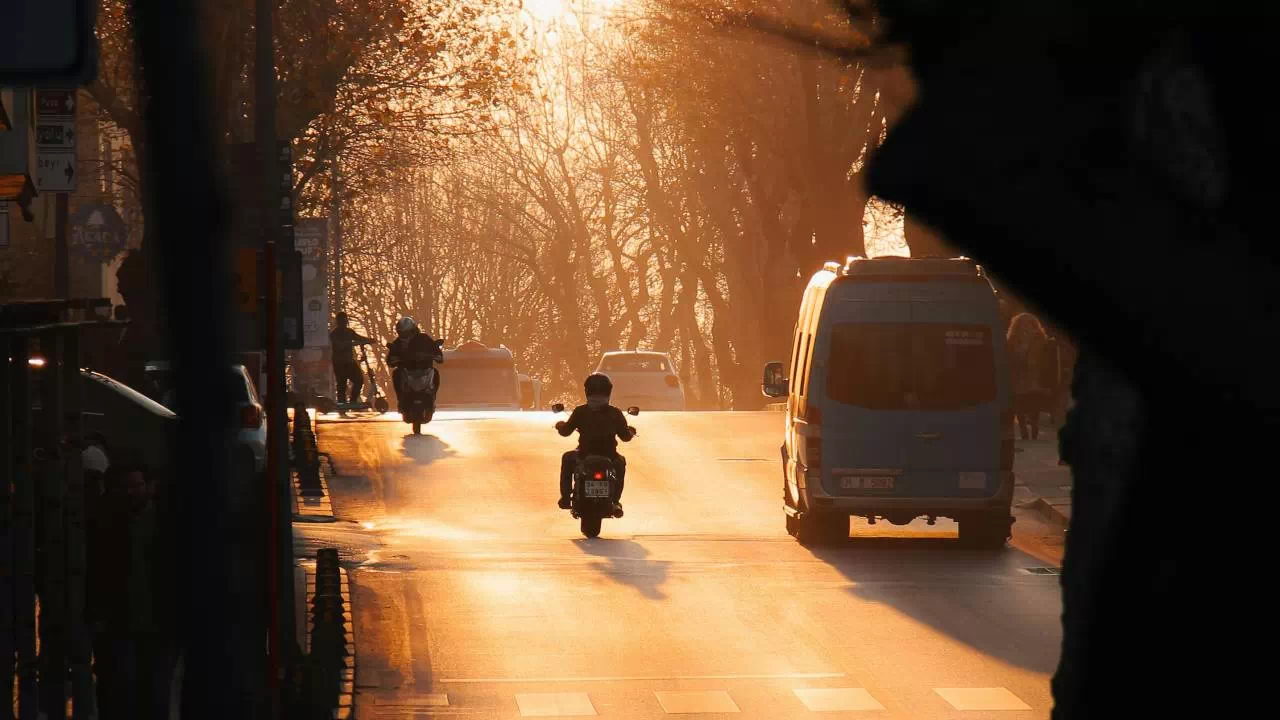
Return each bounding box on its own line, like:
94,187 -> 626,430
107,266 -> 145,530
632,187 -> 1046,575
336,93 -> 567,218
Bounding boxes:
959,512 -> 1012,549
794,513 -> 848,546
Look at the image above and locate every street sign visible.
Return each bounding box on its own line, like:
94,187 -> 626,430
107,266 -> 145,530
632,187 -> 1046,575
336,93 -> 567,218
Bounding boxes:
70,203 -> 128,259
34,90 -> 77,193
36,90 -> 77,116
36,119 -> 76,150
35,153 -> 76,192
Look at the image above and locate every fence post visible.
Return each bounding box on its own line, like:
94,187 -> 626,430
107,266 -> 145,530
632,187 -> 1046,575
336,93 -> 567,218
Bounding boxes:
63,331 -> 95,719
2,337 -> 14,719
37,331 -> 68,715
10,336 -> 37,720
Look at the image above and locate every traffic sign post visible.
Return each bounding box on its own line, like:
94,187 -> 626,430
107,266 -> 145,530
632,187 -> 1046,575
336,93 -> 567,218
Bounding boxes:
35,90 -> 77,298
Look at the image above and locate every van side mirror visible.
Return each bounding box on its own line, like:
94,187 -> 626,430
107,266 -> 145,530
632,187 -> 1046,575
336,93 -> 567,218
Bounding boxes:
551,403 -> 565,413
762,361 -> 789,398
626,406 -> 640,416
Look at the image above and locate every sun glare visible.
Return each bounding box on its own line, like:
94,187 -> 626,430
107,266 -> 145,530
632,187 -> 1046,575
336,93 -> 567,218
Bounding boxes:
523,0 -> 567,23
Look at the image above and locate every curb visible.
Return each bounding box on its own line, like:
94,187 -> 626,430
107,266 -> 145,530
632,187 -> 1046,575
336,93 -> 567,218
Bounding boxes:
1027,495 -> 1071,526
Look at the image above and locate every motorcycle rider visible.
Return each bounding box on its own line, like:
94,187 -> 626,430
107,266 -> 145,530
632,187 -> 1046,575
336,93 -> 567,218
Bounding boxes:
386,316 -> 441,411
329,312 -> 373,405
556,373 -> 636,515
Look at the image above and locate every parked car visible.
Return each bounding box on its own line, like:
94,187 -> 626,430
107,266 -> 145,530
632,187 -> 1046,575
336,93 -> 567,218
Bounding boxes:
143,360 -> 267,474
30,365 -> 179,477
762,256 -> 1013,547
595,351 -> 685,411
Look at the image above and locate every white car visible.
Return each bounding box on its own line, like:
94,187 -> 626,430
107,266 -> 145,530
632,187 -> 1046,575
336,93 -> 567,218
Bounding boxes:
231,364 -> 268,474
143,361 -> 266,474
595,351 -> 686,411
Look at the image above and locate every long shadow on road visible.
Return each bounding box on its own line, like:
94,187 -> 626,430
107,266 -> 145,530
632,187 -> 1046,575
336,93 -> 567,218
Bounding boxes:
573,537 -> 670,601
400,434 -> 456,465
805,534 -> 1063,674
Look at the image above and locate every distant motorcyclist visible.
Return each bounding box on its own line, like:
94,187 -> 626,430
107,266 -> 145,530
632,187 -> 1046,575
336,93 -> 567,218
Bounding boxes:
556,373 -> 636,515
329,312 -> 373,405
386,316 -> 441,409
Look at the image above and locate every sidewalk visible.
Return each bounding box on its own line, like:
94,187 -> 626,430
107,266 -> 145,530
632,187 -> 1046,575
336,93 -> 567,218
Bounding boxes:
1013,426 -> 1073,524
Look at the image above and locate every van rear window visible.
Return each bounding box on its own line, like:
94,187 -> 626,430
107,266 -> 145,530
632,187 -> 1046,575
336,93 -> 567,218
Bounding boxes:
826,323 -> 996,411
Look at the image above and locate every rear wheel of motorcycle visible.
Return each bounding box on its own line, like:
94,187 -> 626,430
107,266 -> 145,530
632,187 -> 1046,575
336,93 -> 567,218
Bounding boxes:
580,515 -> 602,539
374,397 -> 389,414
412,421 -> 422,435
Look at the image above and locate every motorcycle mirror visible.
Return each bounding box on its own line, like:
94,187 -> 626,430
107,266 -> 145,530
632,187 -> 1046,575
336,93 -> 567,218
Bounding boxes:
551,403 -> 565,413
627,406 -> 640,416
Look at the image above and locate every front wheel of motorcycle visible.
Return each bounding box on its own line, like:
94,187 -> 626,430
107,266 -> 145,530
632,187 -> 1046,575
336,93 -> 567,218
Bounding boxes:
580,515 -> 602,539
412,421 -> 422,435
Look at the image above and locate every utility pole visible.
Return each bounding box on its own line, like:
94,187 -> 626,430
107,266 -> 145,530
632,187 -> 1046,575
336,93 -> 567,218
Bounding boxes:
54,194 -> 69,297
331,157 -> 343,312
254,0 -> 285,712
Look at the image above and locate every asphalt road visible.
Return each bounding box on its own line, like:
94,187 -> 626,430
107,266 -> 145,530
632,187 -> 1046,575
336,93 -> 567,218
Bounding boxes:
300,410 -> 1065,719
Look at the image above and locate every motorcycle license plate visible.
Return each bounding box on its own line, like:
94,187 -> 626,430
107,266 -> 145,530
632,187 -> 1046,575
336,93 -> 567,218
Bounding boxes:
583,480 -> 611,498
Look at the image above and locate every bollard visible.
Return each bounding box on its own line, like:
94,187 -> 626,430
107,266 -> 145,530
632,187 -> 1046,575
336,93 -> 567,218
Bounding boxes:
308,548 -> 347,717
295,404 -> 324,497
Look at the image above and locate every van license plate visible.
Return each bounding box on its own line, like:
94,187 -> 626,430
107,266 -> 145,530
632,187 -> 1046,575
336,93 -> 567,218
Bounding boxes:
584,480 -> 611,498
842,476 -> 894,490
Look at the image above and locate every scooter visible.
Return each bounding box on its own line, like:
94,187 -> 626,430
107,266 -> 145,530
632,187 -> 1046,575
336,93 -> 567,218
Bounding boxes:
332,344 -> 390,415
552,402 -> 639,538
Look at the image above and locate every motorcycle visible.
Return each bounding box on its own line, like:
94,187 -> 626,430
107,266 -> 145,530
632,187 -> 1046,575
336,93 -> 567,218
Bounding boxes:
552,402 -> 639,538
394,338 -> 445,435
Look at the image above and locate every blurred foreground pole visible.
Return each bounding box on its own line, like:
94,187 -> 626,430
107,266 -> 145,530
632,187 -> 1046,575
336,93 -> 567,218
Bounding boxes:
256,0 -> 299,714
131,1 -> 253,717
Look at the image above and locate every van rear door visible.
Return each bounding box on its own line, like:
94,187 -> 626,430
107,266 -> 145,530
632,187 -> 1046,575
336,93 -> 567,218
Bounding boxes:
816,281 -> 1002,499
907,284 -> 1003,498
816,294 -> 912,496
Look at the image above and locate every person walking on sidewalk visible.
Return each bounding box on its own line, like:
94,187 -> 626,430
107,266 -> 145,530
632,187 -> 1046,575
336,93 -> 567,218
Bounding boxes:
1007,312 -> 1050,440
330,312 -> 373,406
88,462 -> 177,720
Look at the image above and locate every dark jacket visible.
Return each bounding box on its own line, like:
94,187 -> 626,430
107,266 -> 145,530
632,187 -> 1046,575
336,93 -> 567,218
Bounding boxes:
330,327 -> 372,367
558,404 -> 635,456
387,331 -> 439,370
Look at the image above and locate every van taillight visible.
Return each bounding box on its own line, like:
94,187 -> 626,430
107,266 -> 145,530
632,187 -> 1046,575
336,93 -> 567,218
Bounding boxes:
807,438 -> 822,470
665,375 -> 680,388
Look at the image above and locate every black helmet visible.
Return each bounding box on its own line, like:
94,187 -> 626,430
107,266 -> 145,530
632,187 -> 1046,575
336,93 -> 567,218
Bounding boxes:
335,311 -> 348,325
584,372 -> 613,396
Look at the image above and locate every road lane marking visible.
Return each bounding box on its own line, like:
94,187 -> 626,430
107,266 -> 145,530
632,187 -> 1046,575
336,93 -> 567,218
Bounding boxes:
793,688 -> 886,712
516,692 -> 597,717
934,687 -> 1032,711
373,694 -> 450,706
655,690 -> 740,714
440,672 -> 844,684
